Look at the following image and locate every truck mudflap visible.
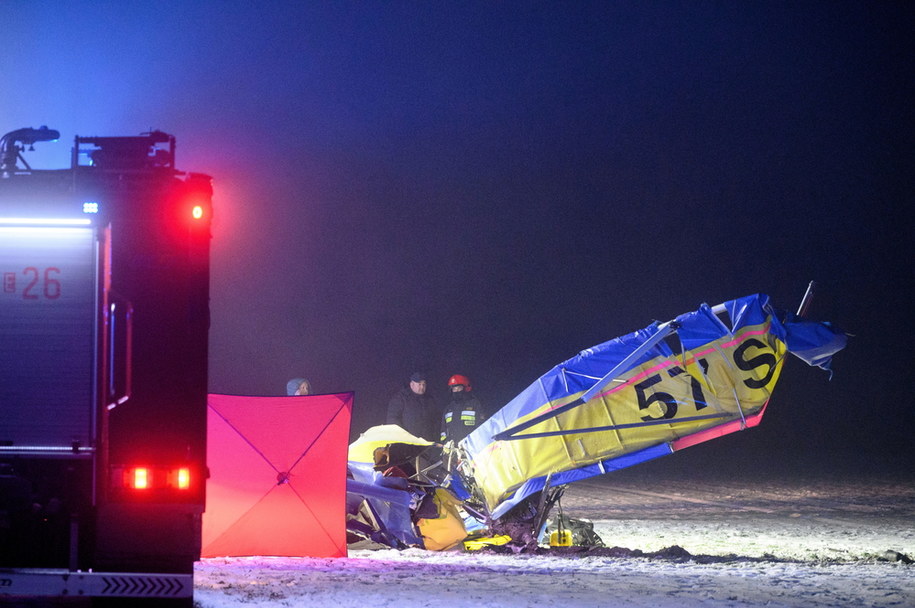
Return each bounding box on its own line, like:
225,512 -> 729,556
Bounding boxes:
0,569 -> 192,599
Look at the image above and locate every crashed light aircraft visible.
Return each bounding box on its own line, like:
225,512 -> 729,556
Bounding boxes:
345,290 -> 847,551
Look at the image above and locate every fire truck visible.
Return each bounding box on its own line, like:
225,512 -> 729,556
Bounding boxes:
0,127 -> 211,605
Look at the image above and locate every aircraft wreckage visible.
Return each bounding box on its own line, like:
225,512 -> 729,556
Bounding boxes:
345,288 -> 847,551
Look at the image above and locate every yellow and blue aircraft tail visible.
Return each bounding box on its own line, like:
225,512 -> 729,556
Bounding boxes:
459,293 -> 847,519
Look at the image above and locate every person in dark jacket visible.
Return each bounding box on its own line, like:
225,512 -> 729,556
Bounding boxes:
386,372 -> 438,440
440,374 -> 485,443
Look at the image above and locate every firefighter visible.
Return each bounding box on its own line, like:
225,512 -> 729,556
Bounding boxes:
440,374 -> 485,443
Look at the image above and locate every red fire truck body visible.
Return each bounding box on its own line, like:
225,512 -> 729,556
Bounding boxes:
1,128 -> 211,605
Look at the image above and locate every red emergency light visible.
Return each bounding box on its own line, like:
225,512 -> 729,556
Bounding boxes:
181,196 -> 210,223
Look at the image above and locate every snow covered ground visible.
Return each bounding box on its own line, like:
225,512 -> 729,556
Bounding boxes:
194,467 -> 914,607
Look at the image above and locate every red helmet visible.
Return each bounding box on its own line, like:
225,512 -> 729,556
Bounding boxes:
447,374 -> 472,391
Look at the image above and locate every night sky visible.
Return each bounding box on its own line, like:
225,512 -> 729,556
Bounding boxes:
5,2 -> 912,475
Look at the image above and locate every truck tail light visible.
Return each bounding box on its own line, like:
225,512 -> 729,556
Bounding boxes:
172,467 -> 191,490
113,465 -> 196,495
132,467 -> 150,490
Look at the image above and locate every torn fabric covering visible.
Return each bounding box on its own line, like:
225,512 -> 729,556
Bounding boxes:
348,424 -> 434,464
346,425 -> 448,549
417,488 -> 468,550
347,461 -> 423,548
202,392 -> 353,558
460,294 -> 847,518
